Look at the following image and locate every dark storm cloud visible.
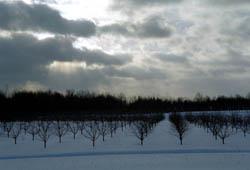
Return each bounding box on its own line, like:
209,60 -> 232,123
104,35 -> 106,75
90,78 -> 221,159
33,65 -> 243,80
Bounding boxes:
0,33 -> 132,86
0,34 -> 77,75
0,1 -> 96,37
99,16 -> 173,38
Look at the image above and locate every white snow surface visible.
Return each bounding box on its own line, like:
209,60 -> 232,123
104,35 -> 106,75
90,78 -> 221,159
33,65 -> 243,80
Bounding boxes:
1,113 -> 250,170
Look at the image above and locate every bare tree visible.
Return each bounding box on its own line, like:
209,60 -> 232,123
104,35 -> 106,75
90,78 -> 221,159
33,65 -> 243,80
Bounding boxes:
53,121 -> 68,143
27,121 -> 40,141
208,122 -> 221,140
120,121 -> 125,132
108,121 -> 117,138
99,121 -> 109,142
239,116 -> 250,137
0,122 -> 4,136
38,121 -> 51,148
21,122 -> 30,134
169,113 -> 189,145
230,113 -> 241,132
5,122 -> 14,138
83,121 -> 101,147
131,121 -> 151,145
0,122 -> 5,130
10,122 -> 22,144
68,121 -> 79,140
78,121 -> 85,135
218,125 -> 233,144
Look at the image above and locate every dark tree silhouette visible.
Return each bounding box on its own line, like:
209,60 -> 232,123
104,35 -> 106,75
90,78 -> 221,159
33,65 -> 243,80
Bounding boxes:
5,122 -> 14,138
10,122 -> 22,144
218,125 -> 233,144
83,121 -> 101,147
38,121 -> 51,148
99,121 -> 108,142
68,121 -> 79,140
239,116 -> 250,137
78,121 -> 85,135
108,121 -> 117,138
169,113 -> 189,145
21,122 -> 30,135
131,121 -> 152,145
207,115 -> 222,140
53,121 -> 68,143
185,112 -> 244,144
27,121 -> 40,141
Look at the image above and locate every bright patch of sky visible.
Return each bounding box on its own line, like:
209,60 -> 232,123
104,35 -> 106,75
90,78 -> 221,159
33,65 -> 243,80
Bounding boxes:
0,0 -> 250,97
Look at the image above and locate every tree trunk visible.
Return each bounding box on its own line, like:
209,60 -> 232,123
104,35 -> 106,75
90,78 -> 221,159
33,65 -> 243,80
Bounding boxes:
14,137 -> 17,144
121,124 -> 124,131
140,138 -> 143,145
44,141 -> 46,148
110,130 -> 113,138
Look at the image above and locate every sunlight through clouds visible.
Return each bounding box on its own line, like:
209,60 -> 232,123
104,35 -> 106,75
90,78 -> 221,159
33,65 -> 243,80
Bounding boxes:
0,0 -> 250,97
47,0 -> 124,25
47,61 -> 104,74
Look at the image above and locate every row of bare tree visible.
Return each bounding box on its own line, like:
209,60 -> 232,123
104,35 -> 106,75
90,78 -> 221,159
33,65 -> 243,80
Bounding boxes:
0,119 -> 159,148
168,112 -> 250,145
185,112 -> 250,144
2,112 -> 246,148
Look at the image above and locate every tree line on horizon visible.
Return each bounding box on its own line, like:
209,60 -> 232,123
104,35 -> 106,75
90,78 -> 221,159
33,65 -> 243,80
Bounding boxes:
1,90 -> 250,120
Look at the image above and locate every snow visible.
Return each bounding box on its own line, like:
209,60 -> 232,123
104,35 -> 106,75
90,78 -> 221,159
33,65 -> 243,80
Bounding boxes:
1,113 -> 250,169
2,154 -> 250,170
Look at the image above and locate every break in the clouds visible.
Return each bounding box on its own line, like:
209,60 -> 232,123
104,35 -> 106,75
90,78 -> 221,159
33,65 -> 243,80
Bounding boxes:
0,0 -> 250,97
111,0 -> 250,7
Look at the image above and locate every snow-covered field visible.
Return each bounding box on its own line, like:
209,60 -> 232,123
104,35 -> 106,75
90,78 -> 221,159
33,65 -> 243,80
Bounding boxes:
1,113 -> 250,170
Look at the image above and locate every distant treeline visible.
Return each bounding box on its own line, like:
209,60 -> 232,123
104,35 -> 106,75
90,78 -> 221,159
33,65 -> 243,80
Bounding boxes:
1,90 -> 250,120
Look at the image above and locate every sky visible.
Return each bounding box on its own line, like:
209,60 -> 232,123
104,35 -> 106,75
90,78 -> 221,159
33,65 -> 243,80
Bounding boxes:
0,0 -> 250,97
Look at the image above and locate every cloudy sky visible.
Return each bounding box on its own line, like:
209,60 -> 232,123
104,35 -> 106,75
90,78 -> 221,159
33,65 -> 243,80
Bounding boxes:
0,0 -> 250,97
